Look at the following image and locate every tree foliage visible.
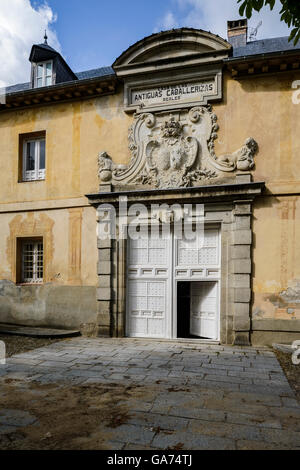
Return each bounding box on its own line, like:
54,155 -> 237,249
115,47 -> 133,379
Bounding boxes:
237,0 -> 300,44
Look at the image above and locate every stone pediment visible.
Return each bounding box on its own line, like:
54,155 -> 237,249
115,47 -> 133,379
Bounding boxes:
113,28 -> 231,69
113,29 -> 231,113
98,106 -> 258,191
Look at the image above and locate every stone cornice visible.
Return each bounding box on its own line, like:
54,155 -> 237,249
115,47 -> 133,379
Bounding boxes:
225,50 -> 300,79
86,181 -> 265,206
114,50 -> 229,78
0,74 -> 118,112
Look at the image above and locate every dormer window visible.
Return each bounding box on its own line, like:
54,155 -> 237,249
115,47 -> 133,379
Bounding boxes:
29,37 -> 77,90
36,61 -> 53,88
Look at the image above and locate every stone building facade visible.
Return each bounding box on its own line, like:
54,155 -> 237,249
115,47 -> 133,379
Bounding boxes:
0,20 -> 300,345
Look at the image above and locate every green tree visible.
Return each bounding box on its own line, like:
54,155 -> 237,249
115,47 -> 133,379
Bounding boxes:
238,0 -> 300,44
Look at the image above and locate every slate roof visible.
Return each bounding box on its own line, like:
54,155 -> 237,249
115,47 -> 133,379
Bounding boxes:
76,66 -> 115,80
5,82 -> 30,94
5,66 -> 116,95
232,36 -> 300,58
34,43 -> 58,54
4,35 -> 300,95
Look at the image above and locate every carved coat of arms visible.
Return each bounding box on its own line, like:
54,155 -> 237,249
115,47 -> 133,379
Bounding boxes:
142,117 -> 207,188
98,106 -> 258,190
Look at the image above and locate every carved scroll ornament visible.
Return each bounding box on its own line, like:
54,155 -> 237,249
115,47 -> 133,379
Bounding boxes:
98,105 -> 258,189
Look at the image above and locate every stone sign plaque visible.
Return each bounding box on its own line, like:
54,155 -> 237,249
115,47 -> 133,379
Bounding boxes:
132,80 -> 215,107
124,71 -> 222,112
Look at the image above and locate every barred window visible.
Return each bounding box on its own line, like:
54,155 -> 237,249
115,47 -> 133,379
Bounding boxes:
21,240 -> 43,284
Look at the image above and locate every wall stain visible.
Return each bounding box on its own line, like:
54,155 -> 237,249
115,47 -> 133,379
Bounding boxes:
72,103 -> 82,194
68,208 -> 83,284
6,213 -> 54,283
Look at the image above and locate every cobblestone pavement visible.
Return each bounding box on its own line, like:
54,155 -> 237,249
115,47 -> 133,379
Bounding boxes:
0,338 -> 300,450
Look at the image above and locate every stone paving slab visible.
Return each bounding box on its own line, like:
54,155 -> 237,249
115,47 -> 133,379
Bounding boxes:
0,337 -> 299,449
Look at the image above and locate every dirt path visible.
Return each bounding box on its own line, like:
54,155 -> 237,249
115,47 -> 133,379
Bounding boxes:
0,379 -> 139,450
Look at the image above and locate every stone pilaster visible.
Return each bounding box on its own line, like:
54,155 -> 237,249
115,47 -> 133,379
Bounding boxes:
96,236 -> 112,337
231,200 -> 253,346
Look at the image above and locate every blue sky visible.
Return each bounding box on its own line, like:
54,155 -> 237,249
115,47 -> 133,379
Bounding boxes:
0,0 -> 291,87
32,0 -> 290,72
32,0 -> 177,72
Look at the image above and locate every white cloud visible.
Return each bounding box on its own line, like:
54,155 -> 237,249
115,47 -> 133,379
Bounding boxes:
155,0 -> 290,40
0,0 -> 60,88
154,11 -> 179,32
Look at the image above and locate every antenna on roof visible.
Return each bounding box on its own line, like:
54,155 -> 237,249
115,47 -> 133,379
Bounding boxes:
249,21 -> 262,41
44,30 -> 48,45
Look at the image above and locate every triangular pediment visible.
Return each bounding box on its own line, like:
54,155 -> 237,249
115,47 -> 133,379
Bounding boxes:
113,28 -> 231,67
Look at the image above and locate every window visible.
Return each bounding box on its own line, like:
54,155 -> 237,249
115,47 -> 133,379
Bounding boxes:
35,61 -> 53,88
21,239 -> 44,284
22,136 -> 46,181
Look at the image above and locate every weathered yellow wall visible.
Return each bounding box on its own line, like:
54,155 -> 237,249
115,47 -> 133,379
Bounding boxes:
252,196 -> 300,321
2,73 -> 297,204
0,91 -> 131,204
1,71 -> 300,325
0,90 -> 131,324
0,205 -> 99,327
214,71 -> 300,188
214,72 -> 300,321
0,207 -> 97,286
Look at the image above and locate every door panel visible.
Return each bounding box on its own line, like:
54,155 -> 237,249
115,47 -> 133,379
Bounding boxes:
190,282 -> 218,339
127,280 -> 166,337
177,229 -> 219,267
126,235 -> 171,338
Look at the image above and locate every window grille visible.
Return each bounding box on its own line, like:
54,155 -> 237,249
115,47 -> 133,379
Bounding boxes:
21,240 -> 43,284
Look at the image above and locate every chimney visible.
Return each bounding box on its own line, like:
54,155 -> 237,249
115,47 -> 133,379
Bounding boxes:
227,19 -> 248,48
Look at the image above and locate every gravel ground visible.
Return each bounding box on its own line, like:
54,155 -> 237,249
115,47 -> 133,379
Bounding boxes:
274,349 -> 300,402
0,334 -> 66,358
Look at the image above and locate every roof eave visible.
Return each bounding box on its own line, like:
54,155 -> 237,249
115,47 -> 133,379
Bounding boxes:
226,48 -> 300,63
226,48 -> 300,79
1,74 -> 118,112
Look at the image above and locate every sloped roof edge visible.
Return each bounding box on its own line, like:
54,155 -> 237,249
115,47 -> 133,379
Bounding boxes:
113,27 -> 232,67
5,66 -> 116,96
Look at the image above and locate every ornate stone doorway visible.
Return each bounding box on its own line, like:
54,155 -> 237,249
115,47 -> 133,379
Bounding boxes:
87,183 -> 265,346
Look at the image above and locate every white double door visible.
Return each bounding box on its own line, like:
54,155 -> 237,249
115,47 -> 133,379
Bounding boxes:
126,228 -> 220,340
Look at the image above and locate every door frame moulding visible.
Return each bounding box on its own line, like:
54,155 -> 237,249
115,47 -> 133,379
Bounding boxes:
88,180 -> 265,345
